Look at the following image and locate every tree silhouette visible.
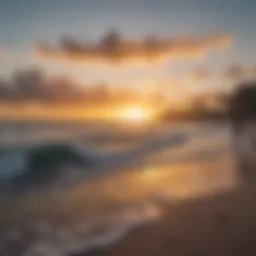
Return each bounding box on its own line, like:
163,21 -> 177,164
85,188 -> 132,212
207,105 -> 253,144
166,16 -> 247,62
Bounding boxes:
229,82 -> 256,181
229,82 -> 256,126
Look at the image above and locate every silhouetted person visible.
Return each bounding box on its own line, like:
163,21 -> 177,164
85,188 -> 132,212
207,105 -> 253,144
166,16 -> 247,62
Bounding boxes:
229,82 -> 256,181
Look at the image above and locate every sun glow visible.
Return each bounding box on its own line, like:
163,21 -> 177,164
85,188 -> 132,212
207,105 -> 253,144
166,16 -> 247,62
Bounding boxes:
119,106 -> 152,123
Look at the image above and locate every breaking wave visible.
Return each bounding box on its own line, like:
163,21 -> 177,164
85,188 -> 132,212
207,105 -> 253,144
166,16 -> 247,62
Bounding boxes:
0,132 -> 187,194
0,202 -> 162,256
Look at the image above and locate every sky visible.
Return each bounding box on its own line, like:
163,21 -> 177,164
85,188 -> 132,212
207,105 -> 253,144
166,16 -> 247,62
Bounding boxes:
0,0 -> 256,100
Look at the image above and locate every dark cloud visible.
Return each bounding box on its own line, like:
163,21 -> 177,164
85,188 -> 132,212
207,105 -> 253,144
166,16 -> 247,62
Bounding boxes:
225,64 -> 244,80
35,31 -> 233,65
0,80 -> 13,100
0,69 -> 51,101
0,68 -> 113,102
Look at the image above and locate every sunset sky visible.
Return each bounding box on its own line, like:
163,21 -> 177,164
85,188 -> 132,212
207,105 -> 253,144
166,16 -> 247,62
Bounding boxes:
0,0 -> 256,100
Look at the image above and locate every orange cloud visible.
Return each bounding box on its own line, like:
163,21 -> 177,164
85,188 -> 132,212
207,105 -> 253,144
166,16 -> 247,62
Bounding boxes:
249,64 -> 256,76
190,66 -> 210,81
34,31 -> 233,65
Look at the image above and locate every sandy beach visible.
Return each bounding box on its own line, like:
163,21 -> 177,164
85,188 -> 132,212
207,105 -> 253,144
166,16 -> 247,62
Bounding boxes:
77,177 -> 256,256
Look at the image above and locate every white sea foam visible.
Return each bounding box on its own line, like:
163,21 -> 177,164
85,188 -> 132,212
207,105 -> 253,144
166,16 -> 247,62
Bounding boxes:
21,202 -> 162,256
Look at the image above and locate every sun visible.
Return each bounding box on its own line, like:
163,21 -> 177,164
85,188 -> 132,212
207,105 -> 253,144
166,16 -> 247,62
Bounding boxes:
120,106 -> 151,123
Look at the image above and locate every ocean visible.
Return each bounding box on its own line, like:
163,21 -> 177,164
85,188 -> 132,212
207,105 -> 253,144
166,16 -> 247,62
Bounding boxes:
0,121 -> 239,256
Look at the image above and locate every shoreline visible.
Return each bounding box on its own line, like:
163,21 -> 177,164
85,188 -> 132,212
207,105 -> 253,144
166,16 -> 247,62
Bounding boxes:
76,181 -> 256,256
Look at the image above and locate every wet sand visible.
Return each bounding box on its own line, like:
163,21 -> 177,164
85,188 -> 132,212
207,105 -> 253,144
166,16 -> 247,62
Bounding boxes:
78,178 -> 256,256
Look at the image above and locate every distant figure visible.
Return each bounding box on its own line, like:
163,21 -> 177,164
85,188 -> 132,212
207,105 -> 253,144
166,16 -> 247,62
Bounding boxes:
229,83 -> 256,181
